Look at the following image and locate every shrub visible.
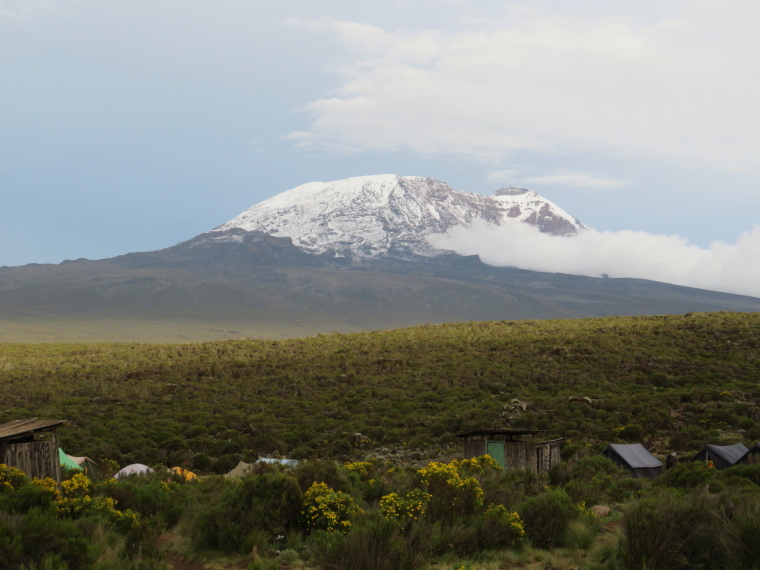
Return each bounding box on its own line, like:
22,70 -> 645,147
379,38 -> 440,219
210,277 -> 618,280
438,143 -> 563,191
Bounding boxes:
417,460 -> 485,520
0,464 -> 28,492
380,489 -> 431,526
518,488 -> 577,548
296,460 -> 353,494
563,517 -> 597,550
307,515 -> 429,570
620,489 -> 725,569
654,461 -> 716,490
0,508 -> 93,569
477,504 -> 524,549
301,482 -> 362,534
719,490 -> 760,570
191,472 -> 303,553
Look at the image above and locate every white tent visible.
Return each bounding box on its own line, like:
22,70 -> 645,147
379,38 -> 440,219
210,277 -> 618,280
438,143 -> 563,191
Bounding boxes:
114,463 -> 154,479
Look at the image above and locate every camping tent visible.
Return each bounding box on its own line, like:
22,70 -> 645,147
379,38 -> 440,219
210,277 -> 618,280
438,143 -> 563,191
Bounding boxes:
602,443 -> 663,478
67,455 -> 100,479
690,443 -> 749,470
114,463 -> 153,480
256,458 -> 298,468
59,448 -> 83,472
224,460 -> 254,479
169,466 -> 199,482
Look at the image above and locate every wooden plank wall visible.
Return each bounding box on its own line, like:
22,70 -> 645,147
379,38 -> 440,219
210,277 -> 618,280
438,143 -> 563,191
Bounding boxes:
504,441 -> 536,472
0,441 -> 61,482
463,440 -> 486,459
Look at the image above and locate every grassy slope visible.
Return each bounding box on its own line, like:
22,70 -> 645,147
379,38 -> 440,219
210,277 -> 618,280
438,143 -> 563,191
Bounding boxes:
0,311 -> 758,470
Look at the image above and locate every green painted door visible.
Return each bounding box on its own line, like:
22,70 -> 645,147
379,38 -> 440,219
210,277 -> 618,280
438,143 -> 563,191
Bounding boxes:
486,440 -> 505,469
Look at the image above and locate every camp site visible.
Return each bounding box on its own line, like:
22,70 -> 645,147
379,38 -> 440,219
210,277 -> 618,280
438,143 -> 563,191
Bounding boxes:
2,313 -> 760,568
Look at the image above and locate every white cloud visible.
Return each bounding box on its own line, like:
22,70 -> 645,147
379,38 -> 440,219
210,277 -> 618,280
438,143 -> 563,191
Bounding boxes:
522,172 -> 630,191
486,169 -> 522,184
428,221 -> 760,298
288,2 -> 760,171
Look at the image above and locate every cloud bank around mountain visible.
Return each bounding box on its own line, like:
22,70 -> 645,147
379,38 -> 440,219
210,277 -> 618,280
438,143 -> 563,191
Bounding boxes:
428,221 -> 760,299
288,2 -> 760,172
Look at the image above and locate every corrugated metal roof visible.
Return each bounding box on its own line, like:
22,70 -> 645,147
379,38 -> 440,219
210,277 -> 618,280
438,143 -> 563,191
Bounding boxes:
604,443 -> 662,469
0,419 -> 67,441
703,443 -> 748,465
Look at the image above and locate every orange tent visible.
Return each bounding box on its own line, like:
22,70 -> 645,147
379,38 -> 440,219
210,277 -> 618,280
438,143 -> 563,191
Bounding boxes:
168,466 -> 199,481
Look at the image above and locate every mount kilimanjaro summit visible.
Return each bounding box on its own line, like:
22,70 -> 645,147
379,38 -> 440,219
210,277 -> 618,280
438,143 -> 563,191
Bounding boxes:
1,175 -> 759,342
209,174 -> 585,259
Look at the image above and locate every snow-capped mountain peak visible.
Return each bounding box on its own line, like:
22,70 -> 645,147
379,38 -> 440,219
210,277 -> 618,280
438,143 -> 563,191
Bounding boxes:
213,175 -> 586,258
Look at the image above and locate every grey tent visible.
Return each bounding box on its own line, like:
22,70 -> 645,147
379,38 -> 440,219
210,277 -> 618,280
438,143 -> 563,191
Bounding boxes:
691,443 -> 749,470
602,443 -> 663,478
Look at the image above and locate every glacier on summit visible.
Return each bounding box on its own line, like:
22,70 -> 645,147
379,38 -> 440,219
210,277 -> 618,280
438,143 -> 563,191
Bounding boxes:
214,174 -> 586,259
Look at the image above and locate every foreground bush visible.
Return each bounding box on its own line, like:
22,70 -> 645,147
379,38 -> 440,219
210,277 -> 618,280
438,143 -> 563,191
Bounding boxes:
307,514 -> 429,570
191,472 -> 303,553
519,487 -> 578,548
620,489 -> 725,569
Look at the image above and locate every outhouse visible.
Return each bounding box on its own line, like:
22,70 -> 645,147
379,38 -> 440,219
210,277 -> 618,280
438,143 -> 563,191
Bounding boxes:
457,429 -> 562,473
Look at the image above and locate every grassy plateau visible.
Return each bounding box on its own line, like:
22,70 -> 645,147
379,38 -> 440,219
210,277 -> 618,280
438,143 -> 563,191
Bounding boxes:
1,311 -> 760,569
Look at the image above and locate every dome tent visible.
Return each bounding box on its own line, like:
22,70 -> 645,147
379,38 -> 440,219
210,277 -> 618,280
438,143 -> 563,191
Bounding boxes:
114,463 -> 153,479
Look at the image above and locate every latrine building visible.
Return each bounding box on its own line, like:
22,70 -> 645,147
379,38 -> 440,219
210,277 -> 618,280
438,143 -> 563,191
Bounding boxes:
457,429 -> 562,473
0,419 -> 67,482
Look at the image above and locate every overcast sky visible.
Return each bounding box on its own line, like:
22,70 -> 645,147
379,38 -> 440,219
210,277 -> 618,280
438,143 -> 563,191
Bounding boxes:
1,1 -> 758,295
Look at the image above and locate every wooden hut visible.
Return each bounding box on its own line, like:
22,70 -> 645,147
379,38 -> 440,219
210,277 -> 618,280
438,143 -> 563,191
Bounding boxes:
0,419 -> 67,482
456,429 -> 562,473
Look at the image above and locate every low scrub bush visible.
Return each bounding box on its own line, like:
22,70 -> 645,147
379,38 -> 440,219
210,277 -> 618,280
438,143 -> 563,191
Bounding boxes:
307,514 -> 429,570
654,461 -> 716,490
0,508 -> 93,569
191,472 -> 303,553
476,504 -> 524,549
519,488 -> 578,548
620,489 -> 725,569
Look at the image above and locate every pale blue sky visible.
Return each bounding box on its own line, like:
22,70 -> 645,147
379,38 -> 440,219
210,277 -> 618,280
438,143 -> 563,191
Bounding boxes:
1,0 -> 759,285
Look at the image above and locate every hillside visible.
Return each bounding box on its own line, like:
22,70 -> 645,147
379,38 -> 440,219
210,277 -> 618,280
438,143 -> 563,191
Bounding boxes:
1,311 -> 758,471
2,231 -> 759,342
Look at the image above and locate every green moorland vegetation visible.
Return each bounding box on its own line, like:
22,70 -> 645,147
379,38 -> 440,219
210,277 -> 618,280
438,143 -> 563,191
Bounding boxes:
1,310 -> 760,568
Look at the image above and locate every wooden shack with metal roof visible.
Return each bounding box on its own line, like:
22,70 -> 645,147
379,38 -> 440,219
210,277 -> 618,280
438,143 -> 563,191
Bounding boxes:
456,429 -> 562,473
0,419 -> 68,482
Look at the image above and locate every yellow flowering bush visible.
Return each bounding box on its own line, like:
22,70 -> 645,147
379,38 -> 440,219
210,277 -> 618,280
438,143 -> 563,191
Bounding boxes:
0,463 -> 27,492
452,454 -> 501,474
482,504 -> 525,546
61,472 -> 92,498
302,482 -> 363,533
379,488 -> 431,525
29,476 -> 62,502
417,460 -> 485,517
344,461 -> 374,479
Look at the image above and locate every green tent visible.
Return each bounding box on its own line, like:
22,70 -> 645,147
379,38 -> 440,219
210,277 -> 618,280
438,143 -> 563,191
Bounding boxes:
59,448 -> 83,472
67,455 -> 100,479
